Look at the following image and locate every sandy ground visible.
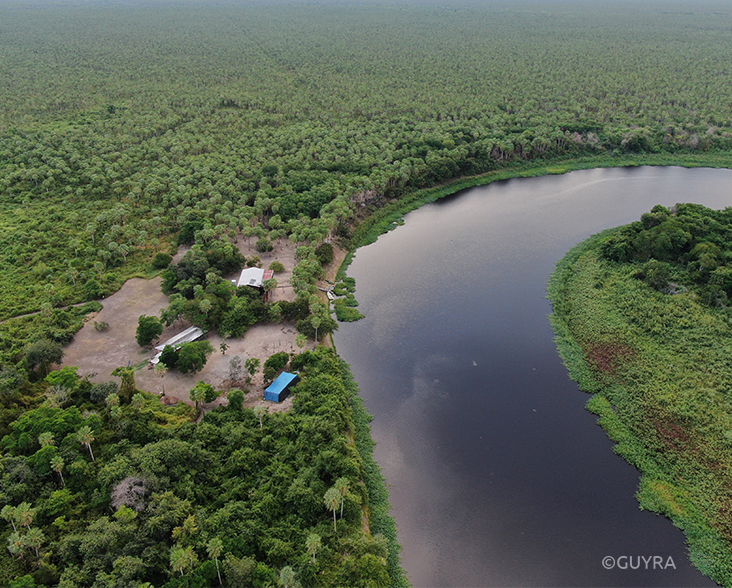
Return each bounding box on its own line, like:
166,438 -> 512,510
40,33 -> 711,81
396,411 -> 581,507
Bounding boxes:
60,238 -> 318,408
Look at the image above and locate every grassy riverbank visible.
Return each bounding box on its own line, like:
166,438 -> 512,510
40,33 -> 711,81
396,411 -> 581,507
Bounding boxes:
547,205 -> 732,585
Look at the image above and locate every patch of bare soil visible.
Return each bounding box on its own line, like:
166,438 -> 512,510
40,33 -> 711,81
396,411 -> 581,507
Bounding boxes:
62,251 -> 315,407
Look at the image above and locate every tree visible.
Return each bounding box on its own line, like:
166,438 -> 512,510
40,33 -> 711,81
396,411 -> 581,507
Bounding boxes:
228,388 -> 244,411
219,341 -> 229,356
1,505 -> 17,532
25,527 -> 44,559
111,367 -> 137,404
159,345 -> 179,370
155,362 -> 168,395
228,355 -> 242,383
324,487 -> 341,532
306,533 -> 321,564
253,405 -> 267,429
190,381 -> 214,416
245,357 -> 260,378
334,477 -> 349,519
207,537 -> 224,586
170,545 -> 197,576
177,341 -> 214,375
311,316 -> 321,343
38,431 -> 55,447
279,566 -> 297,588
25,340 -> 64,377
51,455 -> 65,487
136,315 -> 163,347
77,425 -> 95,461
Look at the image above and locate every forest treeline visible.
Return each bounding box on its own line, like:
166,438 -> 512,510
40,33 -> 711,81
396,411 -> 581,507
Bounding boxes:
3,1 -> 732,585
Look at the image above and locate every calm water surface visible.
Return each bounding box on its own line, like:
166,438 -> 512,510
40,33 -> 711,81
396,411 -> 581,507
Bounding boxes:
334,167 -> 732,587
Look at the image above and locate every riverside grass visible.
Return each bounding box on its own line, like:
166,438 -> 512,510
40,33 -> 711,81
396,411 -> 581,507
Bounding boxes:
548,228 -> 732,585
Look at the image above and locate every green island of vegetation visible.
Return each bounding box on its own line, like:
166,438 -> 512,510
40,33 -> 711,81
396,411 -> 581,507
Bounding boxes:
549,204 -> 732,586
4,0 -> 732,585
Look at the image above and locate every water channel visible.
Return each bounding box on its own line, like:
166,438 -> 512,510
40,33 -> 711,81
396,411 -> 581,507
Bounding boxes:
333,166 -> 732,587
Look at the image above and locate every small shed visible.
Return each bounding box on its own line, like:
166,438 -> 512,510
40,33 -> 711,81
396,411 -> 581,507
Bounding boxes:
154,326 -> 204,352
238,267 -> 265,288
264,372 -> 299,403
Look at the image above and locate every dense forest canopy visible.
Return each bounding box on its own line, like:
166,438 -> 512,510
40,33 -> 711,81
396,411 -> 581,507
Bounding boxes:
3,0 -> 732,585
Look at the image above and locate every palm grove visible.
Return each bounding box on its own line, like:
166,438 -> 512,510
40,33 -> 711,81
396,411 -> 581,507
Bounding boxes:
3,1 -> 732,586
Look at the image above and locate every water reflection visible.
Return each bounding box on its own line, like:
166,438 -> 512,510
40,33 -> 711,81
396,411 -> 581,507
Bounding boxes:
335,167 -> 731,587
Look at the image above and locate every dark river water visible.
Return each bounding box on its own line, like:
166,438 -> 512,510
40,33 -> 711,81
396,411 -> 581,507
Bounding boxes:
333,167 -> 732,587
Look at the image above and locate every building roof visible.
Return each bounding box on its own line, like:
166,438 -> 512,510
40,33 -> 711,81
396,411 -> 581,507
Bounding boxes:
264,372 -> 299,396
238,267 -> 265,288
154,326 -> 204,351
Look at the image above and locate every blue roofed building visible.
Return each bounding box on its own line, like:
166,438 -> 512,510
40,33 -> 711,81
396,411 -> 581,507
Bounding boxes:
264,372 -> 299,403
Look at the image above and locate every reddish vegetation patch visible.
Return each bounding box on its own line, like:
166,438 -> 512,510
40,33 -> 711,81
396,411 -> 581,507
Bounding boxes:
586,343 -> 636,374
655,421 -> 690,450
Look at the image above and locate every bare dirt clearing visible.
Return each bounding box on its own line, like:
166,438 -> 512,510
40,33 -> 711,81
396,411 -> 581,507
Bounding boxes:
61,236 -> 347,407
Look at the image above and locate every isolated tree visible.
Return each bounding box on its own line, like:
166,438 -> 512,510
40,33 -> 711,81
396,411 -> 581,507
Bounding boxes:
245,357 -> 260,379
77,425 -> 95,461
155,362 -> 168,395
207,537 -> 224,586
324,487 -> 341,532
136,315 -> 163,347
228,355 -> 242,383
306,532 -> 321,564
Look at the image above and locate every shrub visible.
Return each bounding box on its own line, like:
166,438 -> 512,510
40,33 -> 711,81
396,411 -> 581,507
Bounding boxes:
136,315 -> 164,347
263,352 -> 290,383
269,261 -> 285,273
256,238 -> 273,252
315,243 -> 334,266
152,252 -> 173,269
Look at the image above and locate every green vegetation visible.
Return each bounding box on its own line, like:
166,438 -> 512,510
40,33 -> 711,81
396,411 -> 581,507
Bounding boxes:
0,347 -> 396,587
549,204 -> 732,585
4,0 -> 732,584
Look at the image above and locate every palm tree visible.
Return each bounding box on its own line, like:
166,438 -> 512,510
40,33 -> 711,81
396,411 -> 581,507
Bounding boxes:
51,455 -> 65,487
25,527 -> 44,558
207,537 -> 224,586
279,566 -> 296,588
38,431 -> 55,447
253,405 -> 267,429
7,532 -> 26,558
324,487 -> 340,532
305,533 -> 321,564
189,383 -> 207,417
1,505 -> 17,532
15,502 -> 34,529
170,545 -> 197,577
334,477 -> 349,519
77,425 -> 95,461
170,545 -> 188,576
